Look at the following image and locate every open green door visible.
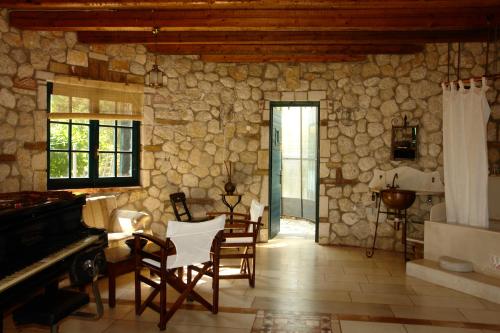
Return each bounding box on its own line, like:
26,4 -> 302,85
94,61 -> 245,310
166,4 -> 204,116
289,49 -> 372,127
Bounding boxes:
270,102 -> 319,242
269,105 -> 281,239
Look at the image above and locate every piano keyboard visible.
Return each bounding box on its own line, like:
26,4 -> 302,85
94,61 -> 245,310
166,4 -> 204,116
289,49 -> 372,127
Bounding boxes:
0,235 -> 100,293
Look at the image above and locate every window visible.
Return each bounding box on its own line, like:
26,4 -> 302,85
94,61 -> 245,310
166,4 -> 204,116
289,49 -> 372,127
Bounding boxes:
47,83 -> 140,189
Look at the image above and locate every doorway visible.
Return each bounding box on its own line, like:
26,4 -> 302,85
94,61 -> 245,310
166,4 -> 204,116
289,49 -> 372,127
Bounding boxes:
269,102 -> 319,242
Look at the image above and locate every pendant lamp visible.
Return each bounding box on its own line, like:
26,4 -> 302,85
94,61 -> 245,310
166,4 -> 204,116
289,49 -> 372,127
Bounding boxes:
145,27 -> 165,88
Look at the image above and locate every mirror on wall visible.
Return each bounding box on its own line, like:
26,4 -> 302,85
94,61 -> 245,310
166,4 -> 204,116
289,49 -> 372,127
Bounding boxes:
391,115 -> 418,161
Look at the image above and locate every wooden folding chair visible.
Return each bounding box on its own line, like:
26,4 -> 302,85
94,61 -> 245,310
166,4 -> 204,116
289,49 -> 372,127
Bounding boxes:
133,215 -> 225,330
170,192 -> 211,222
205,200 -> 264,287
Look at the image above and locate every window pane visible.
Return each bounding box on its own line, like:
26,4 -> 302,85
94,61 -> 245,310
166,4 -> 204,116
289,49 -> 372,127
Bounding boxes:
302,107 -> 317,159
99,100 -> 115,113
99,127 -> 115,151
302,159 -> 316,201
72,152 -> 89,178
117,128 -> 132,152
72,97 -> 90,113
99,153 -> 115,177
117,120 -> 132,127
72,125 -> 89,150
282,107 -> 301,158
117,102 -> 133,116
117,153 -> 132,177
50,95 -> 69,113
49,152 -> 69,179
282,159 -> 301,198
99,101 -> 115,126
49,123 -> 69,150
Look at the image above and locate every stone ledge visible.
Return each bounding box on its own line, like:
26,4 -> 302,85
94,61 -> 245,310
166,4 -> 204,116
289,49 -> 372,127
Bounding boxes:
142,144 -> 162,152
326,162 -> 341,169
155,119 -> 189,126
187,198 -> 214,205
24,141 -> 47,150
13,77 -> 37,90
0,154 -> 16,162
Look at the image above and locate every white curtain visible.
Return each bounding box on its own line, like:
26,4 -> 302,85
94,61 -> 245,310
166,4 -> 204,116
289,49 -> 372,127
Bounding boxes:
442,77 -> 490,228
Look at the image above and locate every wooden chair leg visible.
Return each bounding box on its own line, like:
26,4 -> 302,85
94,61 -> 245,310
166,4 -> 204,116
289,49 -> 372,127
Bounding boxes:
250,245 -> 256,288
158,270 -> 167,331
187,266 -> 193,302
212,259 -> 219,314
240,247 -> 250,274
134,267 -> 141,315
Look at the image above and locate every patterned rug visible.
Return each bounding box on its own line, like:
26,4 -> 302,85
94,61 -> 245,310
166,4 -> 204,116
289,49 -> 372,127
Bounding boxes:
251,310 -> 336,333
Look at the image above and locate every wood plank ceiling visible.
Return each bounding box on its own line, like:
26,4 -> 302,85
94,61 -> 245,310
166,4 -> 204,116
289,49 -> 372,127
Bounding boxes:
2,0 -> 500,62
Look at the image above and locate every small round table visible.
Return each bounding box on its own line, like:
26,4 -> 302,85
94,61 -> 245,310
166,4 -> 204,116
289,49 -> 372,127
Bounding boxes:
220,193 -> 242,224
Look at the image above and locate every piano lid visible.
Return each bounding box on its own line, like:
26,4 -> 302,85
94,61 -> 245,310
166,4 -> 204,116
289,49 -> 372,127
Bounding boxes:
0,191 -> 78,209
0,191 -> 86,225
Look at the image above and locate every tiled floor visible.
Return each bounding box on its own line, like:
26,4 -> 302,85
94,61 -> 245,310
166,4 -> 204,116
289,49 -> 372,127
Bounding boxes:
4,233 -> 500,332
278,217 -> 315,239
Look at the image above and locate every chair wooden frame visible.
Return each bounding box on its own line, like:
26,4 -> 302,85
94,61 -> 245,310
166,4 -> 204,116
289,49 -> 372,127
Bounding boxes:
202,213 -> 262,287
170,192 -> 210,222
133,231 -> 223,330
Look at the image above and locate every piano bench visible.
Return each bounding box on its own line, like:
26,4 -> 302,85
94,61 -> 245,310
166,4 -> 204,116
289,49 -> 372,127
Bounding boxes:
13,289 -> 89,332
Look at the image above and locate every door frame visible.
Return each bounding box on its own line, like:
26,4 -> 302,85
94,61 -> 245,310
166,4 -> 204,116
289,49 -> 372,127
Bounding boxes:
269,101 -> 320,242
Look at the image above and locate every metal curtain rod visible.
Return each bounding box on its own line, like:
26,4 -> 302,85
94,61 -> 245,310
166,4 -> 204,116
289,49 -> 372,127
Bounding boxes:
442,73 -> 500,86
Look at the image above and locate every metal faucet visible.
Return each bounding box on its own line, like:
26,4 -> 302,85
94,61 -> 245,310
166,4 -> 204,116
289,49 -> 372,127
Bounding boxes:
391,173 -> 399,188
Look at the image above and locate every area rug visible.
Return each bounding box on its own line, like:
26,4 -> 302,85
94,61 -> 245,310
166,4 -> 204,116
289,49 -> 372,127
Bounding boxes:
251,309 -> 335,333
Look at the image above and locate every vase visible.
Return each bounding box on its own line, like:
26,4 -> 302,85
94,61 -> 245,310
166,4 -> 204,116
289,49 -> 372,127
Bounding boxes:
224,180 -> 236,195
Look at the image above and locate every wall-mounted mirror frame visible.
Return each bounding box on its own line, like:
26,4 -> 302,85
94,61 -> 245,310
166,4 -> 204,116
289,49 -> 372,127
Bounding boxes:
391,116 -> 418,161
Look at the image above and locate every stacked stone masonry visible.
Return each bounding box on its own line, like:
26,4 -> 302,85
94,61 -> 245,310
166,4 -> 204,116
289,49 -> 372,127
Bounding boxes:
0,9 -> 499,250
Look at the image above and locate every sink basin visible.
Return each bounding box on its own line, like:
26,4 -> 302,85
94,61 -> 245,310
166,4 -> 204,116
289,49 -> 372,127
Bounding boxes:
380,188 -> 416,210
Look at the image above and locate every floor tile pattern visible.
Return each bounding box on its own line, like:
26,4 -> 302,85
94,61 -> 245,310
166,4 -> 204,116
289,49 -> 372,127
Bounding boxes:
251,310 -> 333,333
4,219 -> 500,332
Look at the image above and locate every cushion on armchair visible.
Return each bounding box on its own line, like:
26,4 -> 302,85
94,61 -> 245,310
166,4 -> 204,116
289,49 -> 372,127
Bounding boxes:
82,196 -> 117,230
110,209 -> 151,233
82,195 -> 151,247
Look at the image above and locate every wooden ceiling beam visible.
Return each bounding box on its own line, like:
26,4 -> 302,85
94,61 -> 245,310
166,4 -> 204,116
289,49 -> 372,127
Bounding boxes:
3,0 -> 500,10
78,29 -> 490,45
147,44 -> 424,55
200,54 -> 367,63
10,9 -> 500,31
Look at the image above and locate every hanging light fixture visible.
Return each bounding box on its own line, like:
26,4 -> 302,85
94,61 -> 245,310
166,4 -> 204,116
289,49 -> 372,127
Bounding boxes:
145,27 -> 165,88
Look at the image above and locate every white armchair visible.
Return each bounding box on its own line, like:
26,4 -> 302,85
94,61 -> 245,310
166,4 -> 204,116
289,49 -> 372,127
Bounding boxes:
82,195 -> 151,247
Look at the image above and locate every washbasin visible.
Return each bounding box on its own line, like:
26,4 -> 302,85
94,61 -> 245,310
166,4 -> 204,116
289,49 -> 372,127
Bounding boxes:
380,188 -> 416,210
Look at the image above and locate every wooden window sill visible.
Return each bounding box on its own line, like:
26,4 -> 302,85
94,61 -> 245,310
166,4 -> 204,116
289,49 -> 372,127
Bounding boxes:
59,186 -> 143,195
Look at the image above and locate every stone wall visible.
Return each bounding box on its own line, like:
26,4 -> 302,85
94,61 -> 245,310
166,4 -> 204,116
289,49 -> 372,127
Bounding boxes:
0,9 -> 499,250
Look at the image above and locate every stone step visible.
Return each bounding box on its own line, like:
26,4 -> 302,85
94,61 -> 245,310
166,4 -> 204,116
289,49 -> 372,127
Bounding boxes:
407,259 -> 500,304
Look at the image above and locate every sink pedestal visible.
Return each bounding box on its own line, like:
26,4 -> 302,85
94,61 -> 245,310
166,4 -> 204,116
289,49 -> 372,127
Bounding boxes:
366,189 -> 416,261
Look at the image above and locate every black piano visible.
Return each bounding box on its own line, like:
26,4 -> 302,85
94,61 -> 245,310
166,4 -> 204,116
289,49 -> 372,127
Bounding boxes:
0,192 -> 108,332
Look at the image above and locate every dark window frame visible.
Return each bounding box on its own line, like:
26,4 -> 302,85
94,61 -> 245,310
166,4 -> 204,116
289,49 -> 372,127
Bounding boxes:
46,82 -> 140,190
